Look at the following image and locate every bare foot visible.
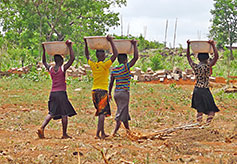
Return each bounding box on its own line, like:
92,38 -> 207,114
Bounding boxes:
37,128 -> 45,139
204,122 -> 211,127
112,133 -> 120,137
61,134 -> 72,139
197,122 -> 203,126
94,135 -> 101,139
101,134 -> 109,139
126,129 -> 131,135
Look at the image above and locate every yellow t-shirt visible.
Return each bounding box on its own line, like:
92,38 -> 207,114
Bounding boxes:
88,59 -> 112,91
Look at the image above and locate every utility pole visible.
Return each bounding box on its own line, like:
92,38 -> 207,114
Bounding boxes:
164,19 -> 168,47
121,15 -> 123,36
127,23 -> 130,36
144,26 -> 147,39
197,30 -> 201,40
173,18 -> 178,48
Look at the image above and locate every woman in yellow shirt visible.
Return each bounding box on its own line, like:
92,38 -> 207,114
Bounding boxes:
84,35 -> 118,139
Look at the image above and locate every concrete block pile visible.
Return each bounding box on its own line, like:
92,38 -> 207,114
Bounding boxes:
2,62 -> 217,84
130,67 -> 216,82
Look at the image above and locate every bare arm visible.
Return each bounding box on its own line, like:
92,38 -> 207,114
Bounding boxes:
186,40 -> 195,68
109,75 -> 115,100
107,35 -> 118,63
129,39 -> 139,67
64,40 -> 75,71
42,44 -> 50,71
84,38 -> 90,61
209,40 -> 219,67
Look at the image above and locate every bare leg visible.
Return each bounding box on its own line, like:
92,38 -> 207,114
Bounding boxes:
113,120 -> 121,136
41,114 -> 53,129
37,114 -> 52,138
61,116 -> 71,139
197,112 -> 203,123
206,111 -> 215,124
96,114 -> 104,139
123,121 -> 130,130
99,114 -> 109,139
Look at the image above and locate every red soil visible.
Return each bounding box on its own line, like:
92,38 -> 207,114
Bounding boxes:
143,77 -> 236,85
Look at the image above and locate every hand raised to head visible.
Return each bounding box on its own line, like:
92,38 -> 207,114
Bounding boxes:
208,40 -> 215,45
131,39 -> 137,45
66,40 -> 72,47
42,43 -> 45,49
106,35 -> 113,42
187,40 -> 190,45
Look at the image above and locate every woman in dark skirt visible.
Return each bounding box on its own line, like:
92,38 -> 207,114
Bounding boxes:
187,40 -> 219,124
37,40 -> 77,139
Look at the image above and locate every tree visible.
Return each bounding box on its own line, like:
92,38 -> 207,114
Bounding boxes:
209,0 -> 237,60
0,0 -> 126,65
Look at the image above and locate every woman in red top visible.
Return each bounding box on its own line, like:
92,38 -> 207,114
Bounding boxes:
37,40 -> 77,139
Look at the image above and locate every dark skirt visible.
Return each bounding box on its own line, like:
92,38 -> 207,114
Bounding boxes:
191,87 -> 220,115
92,89 -> 111,117
48,91 -> 77,120
114,90 -> 131,122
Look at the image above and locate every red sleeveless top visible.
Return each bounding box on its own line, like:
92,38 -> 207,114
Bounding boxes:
49,66 -> 66,92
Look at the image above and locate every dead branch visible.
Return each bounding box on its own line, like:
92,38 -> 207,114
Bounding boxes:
126,123 -> 205,141
91,145 -> 109,164
120,159 -> 135,164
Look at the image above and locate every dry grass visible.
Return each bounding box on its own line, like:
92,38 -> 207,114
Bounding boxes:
0,78 -> 236,163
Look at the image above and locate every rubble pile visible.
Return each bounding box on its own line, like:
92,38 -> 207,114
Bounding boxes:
36,62 -> 91,78
130,67 -> 208,82
0,63 -> 220,84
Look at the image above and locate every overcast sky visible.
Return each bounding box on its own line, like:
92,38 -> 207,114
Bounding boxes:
109,0 -> 215,48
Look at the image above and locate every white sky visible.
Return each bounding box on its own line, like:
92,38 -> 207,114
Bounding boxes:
109,0 -> 215,48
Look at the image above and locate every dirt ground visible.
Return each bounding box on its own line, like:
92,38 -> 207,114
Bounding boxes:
0,78 -> 236,164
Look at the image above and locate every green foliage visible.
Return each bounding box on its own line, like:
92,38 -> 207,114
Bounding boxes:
21,66 -> 50,82
209,0 -> 236,59
112,34 -> 165,51
137,57 -> 150,72
137,35 -> 164,51
169,83 -> 177,89
212,49 -> 237,77
150,53 -> 163,71
0,0 -> 126,70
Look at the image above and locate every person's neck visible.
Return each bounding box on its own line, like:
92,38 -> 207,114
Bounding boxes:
55,64 -> 62,67
200,61 -> 207,64
119,62 -> 126,65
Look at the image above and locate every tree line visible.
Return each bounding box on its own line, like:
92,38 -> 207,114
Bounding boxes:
0,0 -> 236,71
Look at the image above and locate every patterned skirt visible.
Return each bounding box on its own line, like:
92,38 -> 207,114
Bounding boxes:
191,87 -> 220,115
114,90 -> 131,122
48,91 -> 77,120
92,89 -> 111,117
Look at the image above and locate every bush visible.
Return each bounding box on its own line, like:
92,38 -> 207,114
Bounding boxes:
21,66 -> 50,82
150,53 -> 163,71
